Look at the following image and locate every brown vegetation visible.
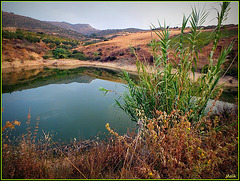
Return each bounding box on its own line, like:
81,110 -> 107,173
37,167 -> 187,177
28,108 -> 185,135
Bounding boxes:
2,38 -> 48,62
77,26 -> 238,68
2,25 -> 238,78
2,105 -> 238,179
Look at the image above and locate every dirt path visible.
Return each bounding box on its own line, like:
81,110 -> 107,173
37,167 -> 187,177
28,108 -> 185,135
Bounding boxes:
2,58 -> 238,88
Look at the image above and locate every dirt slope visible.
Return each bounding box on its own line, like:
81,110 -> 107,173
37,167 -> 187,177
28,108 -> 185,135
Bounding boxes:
77,28 -> 188,63
77,26 -> 238,71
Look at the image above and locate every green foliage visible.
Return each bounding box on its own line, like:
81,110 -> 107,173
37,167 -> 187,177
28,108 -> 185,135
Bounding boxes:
2,30 -> 17,39
201,64 -> 209,74
114,2 -> 234,123
72,50 -> 82,54
93,52 -> 99,57
50,48 -> 88,60
52,48 -> 71,59
3,29 -> 40,43
42,37 -> 78,48
90,33 -> 97,38
221,49 -> 238,77
48,43 -> 56,49
70,52 -> 89,60
62,41 -> 69,45
57,44 -> 72,49
43,55 -> 50,59
2,29 -> 26,40
42,38 -> 53,44
16,29 -> 25,40
83,40 -> 101,46
54,40 -> 61,46
25,35 -> 40,43
61,41 -> 78,47
169,27 -> 237,51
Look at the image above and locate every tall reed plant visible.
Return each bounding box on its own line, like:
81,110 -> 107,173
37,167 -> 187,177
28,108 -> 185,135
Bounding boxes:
115,2 -> 234,123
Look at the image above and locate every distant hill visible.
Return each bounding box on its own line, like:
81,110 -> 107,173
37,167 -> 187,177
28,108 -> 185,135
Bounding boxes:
46,21 -> 146,36
96,28 -> 146,36
2,11 -> 146,39
2,11 -> 85,40
46,21 -> 101,35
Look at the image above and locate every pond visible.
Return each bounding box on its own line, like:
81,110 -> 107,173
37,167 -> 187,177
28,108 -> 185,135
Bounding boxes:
2,67 -> 137,143
2,66 -> 237,143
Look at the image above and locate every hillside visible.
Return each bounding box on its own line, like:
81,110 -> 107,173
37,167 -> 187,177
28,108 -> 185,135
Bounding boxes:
96,28 -> 146,37
2,10 -> 238,80
47,21 -> 146,37
2,27 -> 83,62
2,11 -> 85,40
77,25 -> 238,76
46,21 -> 101,35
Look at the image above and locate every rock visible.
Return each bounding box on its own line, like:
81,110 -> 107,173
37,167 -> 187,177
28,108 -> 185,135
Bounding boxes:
205,99 -> 236,115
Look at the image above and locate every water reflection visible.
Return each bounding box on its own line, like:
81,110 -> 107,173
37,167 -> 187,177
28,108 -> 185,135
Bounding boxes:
2,67 -> 132,93
1,66 -> 237,143
2,67 -> 137,143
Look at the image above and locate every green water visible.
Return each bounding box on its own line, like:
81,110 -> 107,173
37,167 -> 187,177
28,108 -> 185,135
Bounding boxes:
2,67 -> 136,143
2,67 -> 237,143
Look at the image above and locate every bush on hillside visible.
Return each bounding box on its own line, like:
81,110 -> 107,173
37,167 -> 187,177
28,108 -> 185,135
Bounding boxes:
52,48 -> 70,59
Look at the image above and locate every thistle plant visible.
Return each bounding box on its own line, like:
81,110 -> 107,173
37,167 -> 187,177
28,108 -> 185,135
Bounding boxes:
115,2 -> 233,123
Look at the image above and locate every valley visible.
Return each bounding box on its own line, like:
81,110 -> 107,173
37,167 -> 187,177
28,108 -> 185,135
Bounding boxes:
2,12 -> 238,89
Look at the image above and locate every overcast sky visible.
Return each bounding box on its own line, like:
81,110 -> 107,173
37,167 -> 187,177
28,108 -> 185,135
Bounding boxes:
2,1 -> 239,30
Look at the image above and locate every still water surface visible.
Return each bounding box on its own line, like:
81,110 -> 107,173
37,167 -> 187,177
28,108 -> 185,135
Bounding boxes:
2,67 -> 136,143
2,66 -> 237,143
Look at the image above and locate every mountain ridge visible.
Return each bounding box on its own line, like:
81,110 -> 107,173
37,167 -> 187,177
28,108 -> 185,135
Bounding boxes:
2,11 -> 85,40
2,11 -> 146,37
46,21 -> 146,36
46,21 -> 101,35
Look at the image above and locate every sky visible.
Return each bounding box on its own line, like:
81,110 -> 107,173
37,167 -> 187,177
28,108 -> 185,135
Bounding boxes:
1,1 -> 239,30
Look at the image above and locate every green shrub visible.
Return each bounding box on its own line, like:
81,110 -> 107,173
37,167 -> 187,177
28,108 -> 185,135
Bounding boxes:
70,52 -> 88,60
49,43 -> 56,49
15,29 -> 25,40
62,41 -> 69,45
2,30 -> 17,39
42,38 -> 53,44
54,40 -> 61,46
83,40 -> 100,46
52,48 -> 70,59
57,44 -> 72,49
93,52 -> 99,57
25,35 -> 40,43
108,2 -> 234,123
72,50 -> 83,54
43,55 -> 50,59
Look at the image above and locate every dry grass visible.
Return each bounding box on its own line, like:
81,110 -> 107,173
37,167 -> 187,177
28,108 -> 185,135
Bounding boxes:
2,104 -> 238,179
